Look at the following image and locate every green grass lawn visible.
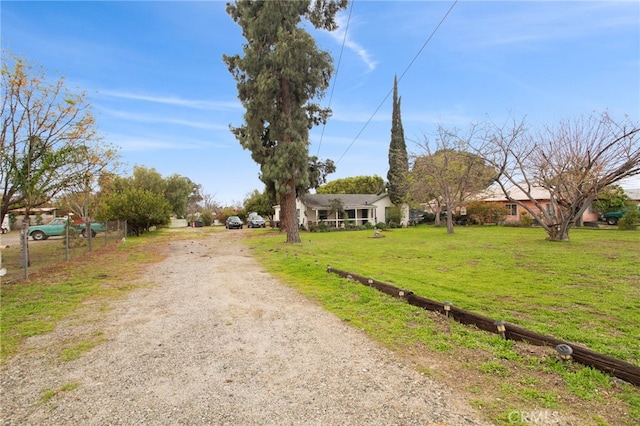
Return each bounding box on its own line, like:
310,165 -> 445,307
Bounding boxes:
245,225 -> 640,425
247,225 -> 640,365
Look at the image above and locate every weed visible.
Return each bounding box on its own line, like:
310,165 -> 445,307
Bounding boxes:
59,332 -> 106,361
39,382 -> 80,404
479,361 -> 511,377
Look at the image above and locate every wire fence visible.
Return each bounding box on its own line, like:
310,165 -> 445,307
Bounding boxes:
0,221 -> 126,284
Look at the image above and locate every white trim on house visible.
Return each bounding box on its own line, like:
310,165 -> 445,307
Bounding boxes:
273,193 -> 402,228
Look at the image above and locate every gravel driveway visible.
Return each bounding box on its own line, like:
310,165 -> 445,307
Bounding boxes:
1,231 -> 490,425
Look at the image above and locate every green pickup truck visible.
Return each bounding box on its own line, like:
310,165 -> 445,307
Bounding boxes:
601,206 -> 640,225
28,217 -> 106,241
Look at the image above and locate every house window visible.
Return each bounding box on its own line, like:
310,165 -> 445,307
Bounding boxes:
505,204 -> 517,216
347,210 -> 356,219
318,210 -> 328,220
546,203 -> 554,215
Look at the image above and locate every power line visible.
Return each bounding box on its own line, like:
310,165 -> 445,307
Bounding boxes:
316,0 -> 354,157
335,0 -> 458,165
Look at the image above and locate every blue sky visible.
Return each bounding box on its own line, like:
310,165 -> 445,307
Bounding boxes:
2,1 -> 639,206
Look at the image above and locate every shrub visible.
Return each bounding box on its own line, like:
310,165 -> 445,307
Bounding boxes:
218,207 -> 241,223
618,208 -> 639,230
63,228 -> 83,248
386,205 -> 403,227
520,211 -> 534,227
200,210 -> 213,226
465,201 -> 507,225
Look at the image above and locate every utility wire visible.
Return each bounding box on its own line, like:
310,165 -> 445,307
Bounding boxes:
335,0 -> 458,165
316,0 -> 354,157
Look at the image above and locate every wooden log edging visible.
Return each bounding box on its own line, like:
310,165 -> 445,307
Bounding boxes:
326,266 -> 640,387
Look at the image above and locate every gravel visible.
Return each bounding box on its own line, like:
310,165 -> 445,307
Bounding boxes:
1,231 -> 491,425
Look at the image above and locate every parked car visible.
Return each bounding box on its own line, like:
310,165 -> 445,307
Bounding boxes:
602,211 -> 623,225
225,216 -> 243,229
28,217 -> 105,240
247,214 -> 266,228
601,206 -> 640,225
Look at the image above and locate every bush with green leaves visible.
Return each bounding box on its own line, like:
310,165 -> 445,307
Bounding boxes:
465,201 -> 507,225
200,210 -> 213,226
618,208 -> 639,230
218,207 -> 241,223
102,188 -> 171,236
520,211 -> 534,227
385,205 -> 403,227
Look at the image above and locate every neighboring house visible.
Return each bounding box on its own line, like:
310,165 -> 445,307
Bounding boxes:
5,207 -> 58,229
273,193 -> 403,229
623,188 -> 640,205
420,186 -> 640,224
478,186 -> 601,224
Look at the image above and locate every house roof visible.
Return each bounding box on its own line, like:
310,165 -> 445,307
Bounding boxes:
9,207 -> 58,213
478,186 -> 640,203
624,188 -> 640,201
478,186 -> 551,202
300,193 -> 388,209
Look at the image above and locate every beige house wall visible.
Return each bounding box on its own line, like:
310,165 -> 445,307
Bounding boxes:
274,194 -> 402,228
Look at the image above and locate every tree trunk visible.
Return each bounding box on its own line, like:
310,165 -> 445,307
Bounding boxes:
281,177 -> 301,243
85,221 -> 93,251
20,218 -> 30,278
545,223 -> 570,241
434,206 -> 442,226
574,196 -> 593,227
446,210 -> 455,234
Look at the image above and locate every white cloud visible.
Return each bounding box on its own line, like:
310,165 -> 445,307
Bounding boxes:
108,133 -> 227,153
96,107 -> 229,131
451,2 -> 639,49
99,90 -> 242,111
325,14 -> 378,72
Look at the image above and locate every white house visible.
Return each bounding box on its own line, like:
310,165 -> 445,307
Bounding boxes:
273,193 -> 403,229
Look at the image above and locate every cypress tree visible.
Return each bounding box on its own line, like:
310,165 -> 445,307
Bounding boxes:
387,75 -> 408,205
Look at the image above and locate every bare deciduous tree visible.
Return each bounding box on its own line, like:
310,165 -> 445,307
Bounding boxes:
479,112 -> 640,241
409,126 -> 496,234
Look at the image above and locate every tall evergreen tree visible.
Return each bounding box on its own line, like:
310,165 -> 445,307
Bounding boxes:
223,0 -> 347,243
387,75 -> 408,205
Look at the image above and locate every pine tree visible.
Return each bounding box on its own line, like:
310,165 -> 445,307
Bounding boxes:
387,75 -> 408,205
223,0 -> 346,243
